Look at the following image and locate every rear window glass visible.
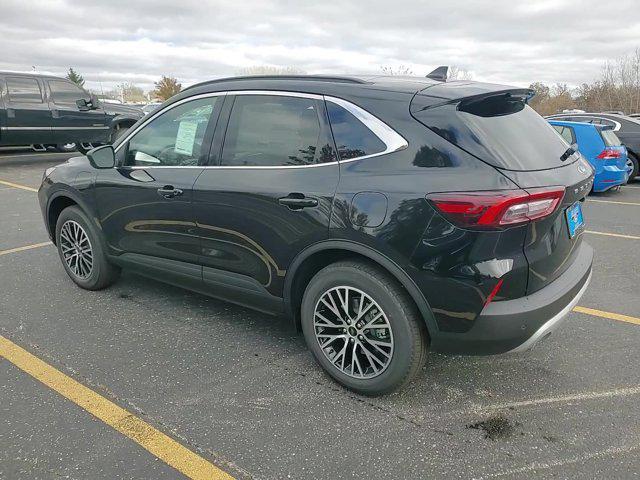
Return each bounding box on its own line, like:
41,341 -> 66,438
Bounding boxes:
6,77 -> 43,103
413,94 -> 575,170
600,129 -> 622,146
326,102 -> 385,160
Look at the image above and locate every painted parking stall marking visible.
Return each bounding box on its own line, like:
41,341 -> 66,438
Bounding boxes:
574,306 -> 640,326
0,179 -> 38,192
0,335 -> 236,480
585,230 -> 640,240
0,242 -> 52,256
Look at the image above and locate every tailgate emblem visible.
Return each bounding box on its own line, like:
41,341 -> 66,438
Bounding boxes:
577,163 -> 588,175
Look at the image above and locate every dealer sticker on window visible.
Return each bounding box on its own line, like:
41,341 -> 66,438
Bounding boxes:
565,202 -> 584,238
174,121 -> 198,156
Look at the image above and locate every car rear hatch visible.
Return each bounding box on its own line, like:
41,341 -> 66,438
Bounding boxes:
598,126 -> 629,173
411,83 -> 595,294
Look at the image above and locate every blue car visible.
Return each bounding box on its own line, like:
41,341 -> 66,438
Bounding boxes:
549,120 -> 630,192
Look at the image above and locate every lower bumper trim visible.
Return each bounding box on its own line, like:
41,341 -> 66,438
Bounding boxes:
508,270 -> 592,353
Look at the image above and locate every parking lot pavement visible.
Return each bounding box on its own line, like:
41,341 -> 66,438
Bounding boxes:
1,152 -> 640,479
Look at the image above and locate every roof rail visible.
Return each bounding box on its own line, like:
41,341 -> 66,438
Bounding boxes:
185,75 -> 368,91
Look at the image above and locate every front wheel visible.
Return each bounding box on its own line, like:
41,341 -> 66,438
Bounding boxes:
301,260 -> 428,395
55,206 -> 120,290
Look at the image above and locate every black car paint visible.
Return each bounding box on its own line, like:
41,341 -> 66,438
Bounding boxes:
0,72 -> 143,147
39,75 -> 593,355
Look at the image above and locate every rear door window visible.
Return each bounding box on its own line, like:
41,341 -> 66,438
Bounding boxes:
221,95 -> 322,167
413,94 -> 574,170
6,77 -> 43,103
553,125 -> 575,144
326,102 -> 385,160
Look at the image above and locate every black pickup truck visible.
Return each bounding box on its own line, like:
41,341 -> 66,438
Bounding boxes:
0,72 -> 144,154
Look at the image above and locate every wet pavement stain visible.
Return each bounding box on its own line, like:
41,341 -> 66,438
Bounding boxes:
466,415 -> 517,440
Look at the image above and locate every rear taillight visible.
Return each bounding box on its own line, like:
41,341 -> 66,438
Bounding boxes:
596,149 -> 621,159
426,187 -> 565,230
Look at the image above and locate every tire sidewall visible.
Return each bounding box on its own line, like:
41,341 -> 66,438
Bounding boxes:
301,264 -> 420,394
55,206 -> 106,289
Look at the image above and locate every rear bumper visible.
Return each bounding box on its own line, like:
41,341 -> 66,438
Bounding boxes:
431,241 -> 593,355
593,166 -> 628,192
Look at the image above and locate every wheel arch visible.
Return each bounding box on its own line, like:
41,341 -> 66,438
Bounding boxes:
283,240 -> 438,338
46,189 -> 94,244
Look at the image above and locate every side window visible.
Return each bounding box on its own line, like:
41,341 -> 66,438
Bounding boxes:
49,80 -> 89,105
6,77 -> 43,103
221,95 -> 322,167
125,97 -> 218,167
326,101 -> 386,160
554,126 -> 574,144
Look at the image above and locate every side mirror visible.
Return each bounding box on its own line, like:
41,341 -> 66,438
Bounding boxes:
87,145 -> 115,169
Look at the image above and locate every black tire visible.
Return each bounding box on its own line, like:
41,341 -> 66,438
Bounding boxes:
627,153 -> 639,183
56,143 -> 77,153
55,206 -> 120,290
301,260 -> 428,395
75,143 -> 92,155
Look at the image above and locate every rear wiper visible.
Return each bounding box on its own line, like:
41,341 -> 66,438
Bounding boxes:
560,145 -> 578,162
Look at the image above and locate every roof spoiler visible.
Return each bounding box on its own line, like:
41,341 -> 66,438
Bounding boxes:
426,66 -> 448,82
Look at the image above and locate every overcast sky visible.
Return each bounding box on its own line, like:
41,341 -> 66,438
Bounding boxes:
1,0 -> 639,93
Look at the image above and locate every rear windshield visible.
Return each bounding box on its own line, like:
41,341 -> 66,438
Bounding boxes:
600,129 -> 622,146
413,94 -> 575,171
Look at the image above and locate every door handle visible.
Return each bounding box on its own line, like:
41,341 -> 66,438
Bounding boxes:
278,193 -> 318,210
157,185 -> 183,199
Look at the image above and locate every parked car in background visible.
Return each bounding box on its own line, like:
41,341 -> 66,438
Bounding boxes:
630,113 -> 640,119
39,74 -> 594,394
546,112 -> 640,181
549,120 -> 629,192
142,103 -> 161,115
0,72 -> 144,154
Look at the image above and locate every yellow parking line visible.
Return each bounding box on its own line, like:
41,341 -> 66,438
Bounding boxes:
0,179 -> 38,192
585,230 -> 640,240
0,335 -> 235,480
573,306 -> 640,326
0,242 -> 52,256
588,199 -> 640,206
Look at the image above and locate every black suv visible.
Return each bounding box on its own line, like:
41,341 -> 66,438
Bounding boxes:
0,72 -> 143,153
38,75 -> 594,394
546,112 -> 640,181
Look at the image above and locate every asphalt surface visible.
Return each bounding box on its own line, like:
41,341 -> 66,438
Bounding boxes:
1,151 -> 639,479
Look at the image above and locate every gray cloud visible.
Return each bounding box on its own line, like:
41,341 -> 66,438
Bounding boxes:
1,0 -> 639,93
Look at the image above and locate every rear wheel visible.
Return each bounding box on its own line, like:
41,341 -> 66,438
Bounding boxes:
55,206 -> 120,290
627,153 -> 639,182
75,143 -> 92,155
301,260 -> 428,395
56,143 -> 76,153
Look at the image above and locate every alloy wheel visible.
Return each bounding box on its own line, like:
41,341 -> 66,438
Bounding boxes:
313,286 -> 394,379
59,220 -> 93,279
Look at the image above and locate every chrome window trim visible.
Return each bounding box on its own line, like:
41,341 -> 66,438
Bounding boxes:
324,95 -> 408,160
115,89 -> 408,169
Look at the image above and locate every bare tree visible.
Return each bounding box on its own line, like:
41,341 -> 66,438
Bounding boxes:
236,66 -> 306,76
380,65 -> 414,76
448,65 -> 473,80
